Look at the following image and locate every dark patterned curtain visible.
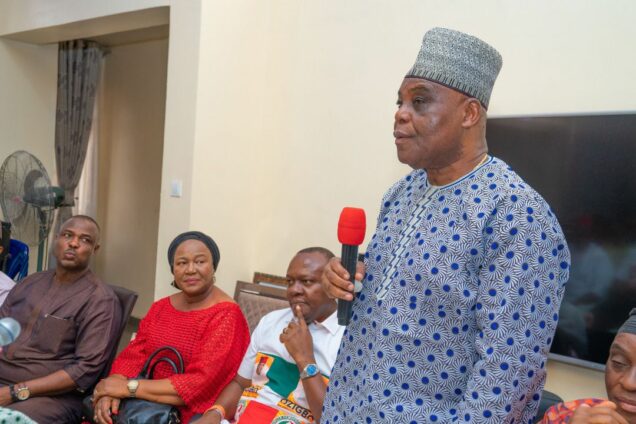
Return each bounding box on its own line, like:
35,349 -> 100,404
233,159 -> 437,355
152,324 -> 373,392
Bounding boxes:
53,40 -> 104,230
47,40 -> 104,269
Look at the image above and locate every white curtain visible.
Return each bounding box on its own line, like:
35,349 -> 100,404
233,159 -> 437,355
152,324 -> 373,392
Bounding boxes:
73,57 -> 103,218
73,100 -> 98,217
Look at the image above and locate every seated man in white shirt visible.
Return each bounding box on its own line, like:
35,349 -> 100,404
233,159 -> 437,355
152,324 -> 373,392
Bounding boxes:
197,247 -> 344,424
0,244 -> 15,306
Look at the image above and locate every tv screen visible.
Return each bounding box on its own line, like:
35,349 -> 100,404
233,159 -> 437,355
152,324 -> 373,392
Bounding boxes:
486,113 -> 636,369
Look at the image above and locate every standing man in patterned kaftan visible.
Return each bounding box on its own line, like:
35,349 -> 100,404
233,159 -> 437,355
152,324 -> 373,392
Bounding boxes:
320,27 -> 570,424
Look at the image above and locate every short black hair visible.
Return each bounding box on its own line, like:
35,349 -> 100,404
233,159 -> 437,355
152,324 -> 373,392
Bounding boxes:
60,215 -> 101,240
296,246 -> 335,262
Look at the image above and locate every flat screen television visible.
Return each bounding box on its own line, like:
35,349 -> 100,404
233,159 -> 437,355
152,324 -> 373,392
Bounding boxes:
486,113 -> 636,370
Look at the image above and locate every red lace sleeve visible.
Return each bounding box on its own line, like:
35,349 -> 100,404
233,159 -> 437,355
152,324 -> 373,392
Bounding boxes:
169,303 -> 250,414
109,303 -> 157,378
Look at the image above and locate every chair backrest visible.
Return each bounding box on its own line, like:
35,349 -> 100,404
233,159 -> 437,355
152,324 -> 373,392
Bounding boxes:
80,285 -> 138,418
533,389 -> 564,423
6,239 -> 29,281
252,271 -> 288,289
234,280 -> 288,333
101,284 -> 138,378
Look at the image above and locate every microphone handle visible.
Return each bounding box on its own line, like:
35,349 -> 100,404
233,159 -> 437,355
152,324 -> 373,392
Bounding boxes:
338,243 -> 359,326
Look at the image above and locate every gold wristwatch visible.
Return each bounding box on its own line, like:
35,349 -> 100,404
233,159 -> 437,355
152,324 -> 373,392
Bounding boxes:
127,379 -> 140,398
16,385 -> 31,401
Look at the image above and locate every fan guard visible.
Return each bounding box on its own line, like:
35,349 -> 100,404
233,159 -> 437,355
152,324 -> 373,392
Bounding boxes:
0,150 -> 56,247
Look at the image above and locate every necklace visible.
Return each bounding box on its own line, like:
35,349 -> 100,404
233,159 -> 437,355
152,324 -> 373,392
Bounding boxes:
470,154 -> 489,172
476,154 -> 489,167
428,154 -> 490,187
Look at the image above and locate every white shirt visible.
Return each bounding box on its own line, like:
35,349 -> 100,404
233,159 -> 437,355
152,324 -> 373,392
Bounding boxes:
235,308 -> 344,423
0,271 -> 15,306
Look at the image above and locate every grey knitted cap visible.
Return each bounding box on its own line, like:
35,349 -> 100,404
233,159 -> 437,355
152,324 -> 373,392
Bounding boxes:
406,27 -> 503,109
617,308 -> 636,336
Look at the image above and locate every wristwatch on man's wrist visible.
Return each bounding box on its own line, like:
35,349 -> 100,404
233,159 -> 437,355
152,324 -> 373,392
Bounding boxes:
16,385 -> 31,401
9,384 -> 30,401
300,363 -> 319,380
127,379 -> 140,398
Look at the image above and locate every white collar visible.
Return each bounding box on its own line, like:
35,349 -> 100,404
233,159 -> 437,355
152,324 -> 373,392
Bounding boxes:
312,309 -> 342,335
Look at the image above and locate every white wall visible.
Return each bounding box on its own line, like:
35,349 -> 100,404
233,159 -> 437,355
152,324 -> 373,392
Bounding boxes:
95,38 -> 168,318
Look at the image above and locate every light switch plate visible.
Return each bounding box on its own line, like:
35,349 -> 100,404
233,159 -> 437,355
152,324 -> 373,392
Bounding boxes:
170,180 -> 183,198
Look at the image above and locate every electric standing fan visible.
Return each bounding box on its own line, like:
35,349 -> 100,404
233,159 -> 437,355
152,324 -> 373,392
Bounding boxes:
0,151 -> 64,271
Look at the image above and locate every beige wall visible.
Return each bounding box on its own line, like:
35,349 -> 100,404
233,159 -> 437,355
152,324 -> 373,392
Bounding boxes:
0,40 -> 57,174
545,360 -> 606,400
2,0 -> 636,403
188,0 -> 636,295
152,1 -> 201,300
0,38 -> 57,272
95,38 -> 168,318
0,0 -> 168,37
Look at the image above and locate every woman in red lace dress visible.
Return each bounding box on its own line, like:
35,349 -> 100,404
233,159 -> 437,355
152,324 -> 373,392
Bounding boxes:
92,231 -> 250,424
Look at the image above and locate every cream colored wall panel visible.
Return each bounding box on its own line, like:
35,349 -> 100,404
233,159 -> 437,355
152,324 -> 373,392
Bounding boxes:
96,39 -> 168,318
152,1 -> 202,302
0,40 -> 57,184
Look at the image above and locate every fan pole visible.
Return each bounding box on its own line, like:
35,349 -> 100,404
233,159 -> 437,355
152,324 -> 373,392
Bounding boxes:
37,218 -> 48,272
37,240 -> 45,272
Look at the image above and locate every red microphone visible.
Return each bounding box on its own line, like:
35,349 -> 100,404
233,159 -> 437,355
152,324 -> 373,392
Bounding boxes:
337,207 -> 366,325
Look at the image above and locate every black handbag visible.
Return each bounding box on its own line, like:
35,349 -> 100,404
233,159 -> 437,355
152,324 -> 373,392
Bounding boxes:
84,346 -> 184,424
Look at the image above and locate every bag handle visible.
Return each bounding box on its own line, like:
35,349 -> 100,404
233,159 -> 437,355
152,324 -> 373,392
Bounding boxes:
148,357 -> 179,379
139,346 -> 185,378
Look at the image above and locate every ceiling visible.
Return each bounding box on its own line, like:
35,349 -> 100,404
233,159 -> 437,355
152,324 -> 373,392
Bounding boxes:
1,6 -> 169,46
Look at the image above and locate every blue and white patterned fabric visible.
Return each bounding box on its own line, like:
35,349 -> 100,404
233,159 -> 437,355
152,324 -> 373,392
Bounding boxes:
0,406 -> 37,423
322,156 -> 570,424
